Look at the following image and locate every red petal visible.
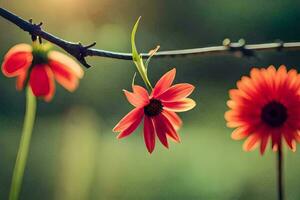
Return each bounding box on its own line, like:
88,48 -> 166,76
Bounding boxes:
117,115 -> 143,139
48,59 -> 81,92
113,108 -> 144,132
144,116 -> 155,153
48,51 -> 83,78
283,131 -> 297,152
16,71 -> 27,91
160,113 -> 180,143
271,131 -> 281,151
2,44 -> 32,77
152,68 -> 176,97
153,115 -> 169,148
29,65 -> 55,102
163,98 -> 196,112
157,83 -> 195,101
162,110 -> 182,130
260,134 -> 269,155
132,85 -> 149,101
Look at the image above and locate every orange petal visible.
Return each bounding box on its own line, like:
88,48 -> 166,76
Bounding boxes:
132,85 -> 149,101
243,133 -> 260,152
2,44 -> 32,77
48,60 -> 81,92
163,98 -> 196,112
153,115 -> 169,148
152,68 -> 176,97
117,115 -> 143,139
5,43 -> 32,58
113,108 -> 144,132
144,116 -> 156,153
123,85 -> 149,107
231,126 -> 252,140
157,83 -> 195,102
48,50 -> 83,78
123,90 -> 146,107
162,110 -> 182,130
29,65 -> 55,102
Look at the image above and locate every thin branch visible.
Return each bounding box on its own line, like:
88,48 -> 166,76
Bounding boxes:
1,7 -> 300,68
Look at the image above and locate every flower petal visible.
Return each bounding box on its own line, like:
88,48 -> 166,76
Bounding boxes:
153,115 -> 169,148
231,126 -> 253,140
260,134 -> 269,155
48,59 -> 82,92
113,108 -> 144,132
157,83 -> 195,101
160,113 -> 180,143
243,133 -> 260,152
2,44 -> 32,77
29,65 -> 55,102
48,51 -> 83,78
152,68 -> 176,97
163,98 -> 196,112
132,85 -> 149,101
123,88 -> 149,107
144,116 -> 156,153
16,71 -> 27,91
162,110 -> 182,130
283,130 -> 297,152
117,115 -> 143,139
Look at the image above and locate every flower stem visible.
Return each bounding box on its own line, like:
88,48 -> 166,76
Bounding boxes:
277,143 -> 284,200
9,87 -> 36,200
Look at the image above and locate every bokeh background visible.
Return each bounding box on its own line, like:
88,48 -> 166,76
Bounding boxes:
1,1 -> 300,199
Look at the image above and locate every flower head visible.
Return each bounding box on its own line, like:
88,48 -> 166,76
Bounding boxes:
2,43 -> 84,101
225,65 -> 300,154
113,68 -> 196,153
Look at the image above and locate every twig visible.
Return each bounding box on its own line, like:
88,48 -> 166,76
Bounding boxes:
1,7 -> 300,68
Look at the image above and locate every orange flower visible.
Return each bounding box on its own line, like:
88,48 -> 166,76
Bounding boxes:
225,65 -> 300,154
2,43 -> 84,101
113,68 -> 196,153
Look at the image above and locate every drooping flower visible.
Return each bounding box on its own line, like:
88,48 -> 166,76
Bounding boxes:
225,65 -> 300,154
113,68 -> 196,153
2,43 -> 84,101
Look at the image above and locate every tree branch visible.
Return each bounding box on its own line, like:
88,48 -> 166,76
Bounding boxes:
1,7 -> 300,68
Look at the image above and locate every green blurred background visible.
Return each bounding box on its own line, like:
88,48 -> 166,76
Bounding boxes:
1,1 -> 300,199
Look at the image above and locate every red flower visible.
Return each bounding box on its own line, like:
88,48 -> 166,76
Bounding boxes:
113,68 -> 196,153
2,43 -> 84,101
225,65 -> 300,154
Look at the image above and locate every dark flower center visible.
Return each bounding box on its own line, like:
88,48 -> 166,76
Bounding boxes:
261,101 -> 288,127
32,49 -> 49,66
144,99 -> 163,117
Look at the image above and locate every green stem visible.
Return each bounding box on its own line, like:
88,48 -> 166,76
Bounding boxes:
9,87 -> 36,200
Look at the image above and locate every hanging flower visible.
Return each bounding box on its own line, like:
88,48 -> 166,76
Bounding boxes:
225,65 -> 300,154
2,43 -> 84,101
113,68 -> 196,153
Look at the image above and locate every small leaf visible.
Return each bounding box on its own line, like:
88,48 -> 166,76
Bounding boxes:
131,16 -> 141,62
130,17 -> 153,90
145,45 -> 160,69
131,72 -> 137,87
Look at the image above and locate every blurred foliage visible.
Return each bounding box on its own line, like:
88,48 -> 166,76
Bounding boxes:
1,0 -> 300,199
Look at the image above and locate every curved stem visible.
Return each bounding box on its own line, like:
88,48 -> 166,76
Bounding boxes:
9,87 -> 36,200
277,143 -> 284,200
